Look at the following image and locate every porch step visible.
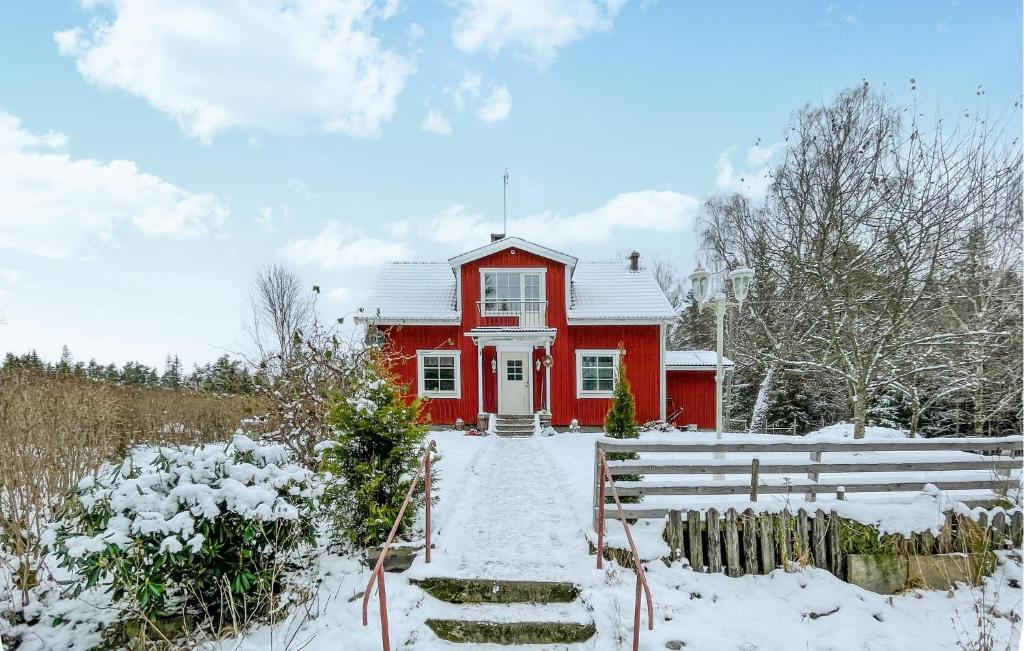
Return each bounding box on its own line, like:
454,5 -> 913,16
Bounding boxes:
493,415 -> 537,438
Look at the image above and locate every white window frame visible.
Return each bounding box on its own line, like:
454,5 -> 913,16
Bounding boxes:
417,350 -> 461,399
575,349 -> 621,398
479,268 -> 546,316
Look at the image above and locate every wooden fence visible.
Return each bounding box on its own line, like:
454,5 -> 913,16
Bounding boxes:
597,506 -> 1024,579
593,435 -> 1023,523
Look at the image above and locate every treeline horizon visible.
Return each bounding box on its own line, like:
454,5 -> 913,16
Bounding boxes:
2,346 -> 259,395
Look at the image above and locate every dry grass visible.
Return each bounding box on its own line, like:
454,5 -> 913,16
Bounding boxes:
0,368 -> 268,607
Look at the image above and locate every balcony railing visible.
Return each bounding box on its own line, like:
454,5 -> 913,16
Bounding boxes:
476,299 -> 548,328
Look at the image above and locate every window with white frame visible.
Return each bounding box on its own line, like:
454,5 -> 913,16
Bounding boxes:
576,349 -> 620,397
482,270 -> 543,314
417,350 -> 461,398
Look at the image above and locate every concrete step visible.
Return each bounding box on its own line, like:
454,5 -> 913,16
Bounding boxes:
411,577 -> 579,604
425,619 -> 596,644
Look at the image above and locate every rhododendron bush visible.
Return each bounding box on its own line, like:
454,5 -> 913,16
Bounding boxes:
45,433 -> 322,625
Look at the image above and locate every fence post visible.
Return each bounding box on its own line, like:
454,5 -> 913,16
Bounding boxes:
805,449 -> 821,502
749,458 -> 760,502
425,446 -> 432,564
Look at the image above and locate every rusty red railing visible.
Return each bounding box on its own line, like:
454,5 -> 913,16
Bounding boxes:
362,439 -> 436,651
595,448 -> 654,651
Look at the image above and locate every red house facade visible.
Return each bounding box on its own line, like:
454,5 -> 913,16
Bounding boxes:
358,237 -> 729,429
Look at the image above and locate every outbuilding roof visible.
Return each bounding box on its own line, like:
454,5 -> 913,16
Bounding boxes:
665,350 -> 734,369
567,262 -> 677,321
361,262 -> 459,322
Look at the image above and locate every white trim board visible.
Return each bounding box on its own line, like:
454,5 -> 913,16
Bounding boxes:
575,348 -> 622,399
416,349 -> 462,399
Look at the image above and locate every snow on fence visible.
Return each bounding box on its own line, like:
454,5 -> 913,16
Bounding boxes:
596,506 -> 1023,582
593,435 -> 1023,522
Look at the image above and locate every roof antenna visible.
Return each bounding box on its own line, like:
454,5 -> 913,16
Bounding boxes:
493,168 -> 508,243
503,168 -> 509,235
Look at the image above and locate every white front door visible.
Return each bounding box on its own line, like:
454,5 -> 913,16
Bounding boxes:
498,351 -> 531,415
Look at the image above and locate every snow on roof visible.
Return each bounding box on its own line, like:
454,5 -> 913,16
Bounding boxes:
665,350 -> 734,369
360,263 -> 459,322
448,236 -> 578,267
567,262 -> 677,321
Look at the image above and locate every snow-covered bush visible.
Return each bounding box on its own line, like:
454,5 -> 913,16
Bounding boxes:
46,433 -> 321,627
321,359 -> 428,548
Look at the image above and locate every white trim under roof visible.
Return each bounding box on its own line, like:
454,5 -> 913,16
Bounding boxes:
448,236 -> 578,268
354,316 -> 461,325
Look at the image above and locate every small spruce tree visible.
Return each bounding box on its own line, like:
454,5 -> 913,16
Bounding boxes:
322,357 -> 429,548
604,354 -> 640,502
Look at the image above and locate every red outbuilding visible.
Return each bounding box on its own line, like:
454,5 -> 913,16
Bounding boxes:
357,236 -> 730,430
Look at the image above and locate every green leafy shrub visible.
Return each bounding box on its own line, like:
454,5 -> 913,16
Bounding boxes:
321,358 -> 428,548
45,433 -> 321,630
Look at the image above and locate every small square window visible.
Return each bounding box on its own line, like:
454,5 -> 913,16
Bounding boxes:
419,352 -> 460,397
506,359 -> 523,381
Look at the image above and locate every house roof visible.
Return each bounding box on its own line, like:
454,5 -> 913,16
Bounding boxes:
448,236 -> 578,268
567,262 -> 677,321
665,350 -> 734,370
360,262 -> 459,322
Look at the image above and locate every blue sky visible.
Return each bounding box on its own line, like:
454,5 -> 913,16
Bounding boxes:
0,0 -> 1020,368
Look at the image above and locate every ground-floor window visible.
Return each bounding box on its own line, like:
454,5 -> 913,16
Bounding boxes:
575,349 -> 620,398
417,350 -> 461,398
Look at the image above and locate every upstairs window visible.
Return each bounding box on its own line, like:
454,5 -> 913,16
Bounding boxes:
482,271 -> 543,314
417,350 -> 461,398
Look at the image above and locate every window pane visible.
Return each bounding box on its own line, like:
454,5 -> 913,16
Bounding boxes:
440,379 -> 455,391
582,367 -> 597,379
439,356 -> 454,367
582,379 -> 598,391
598,378 -> 613,391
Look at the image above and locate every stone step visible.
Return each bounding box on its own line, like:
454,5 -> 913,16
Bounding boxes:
411,577 -> 579,604
425,619 -> 596,644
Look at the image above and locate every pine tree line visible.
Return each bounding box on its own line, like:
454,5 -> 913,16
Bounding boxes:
2,346 -> 259,395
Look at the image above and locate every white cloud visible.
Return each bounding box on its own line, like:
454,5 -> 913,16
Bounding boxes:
280,221 -> 415,269
55,0 -> 415,142
0,269 -> 23,286
389,190 -> 699,251
287,178 -> 317,200
443,72 -> 511,124
0,110 -> 227,258
714,142 -> 785,200
451,0 -> 627,66
421,108 -> 453,135
477,84 -> 511,123
328,287 -> 352,301
407,22 -> 426,43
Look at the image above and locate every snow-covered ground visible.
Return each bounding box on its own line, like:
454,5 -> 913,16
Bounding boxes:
6,427 -> 1022,650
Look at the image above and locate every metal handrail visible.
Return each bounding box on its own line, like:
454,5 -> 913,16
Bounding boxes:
595,448 -> 654,651
362,440 -> 436,651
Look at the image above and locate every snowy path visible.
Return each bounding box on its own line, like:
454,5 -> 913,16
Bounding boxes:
415,434 -> 593,581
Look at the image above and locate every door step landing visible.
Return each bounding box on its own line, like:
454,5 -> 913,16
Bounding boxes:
493,414 -> 535,437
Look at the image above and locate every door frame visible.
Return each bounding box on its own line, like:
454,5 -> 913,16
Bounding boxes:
496,346 -> 534,415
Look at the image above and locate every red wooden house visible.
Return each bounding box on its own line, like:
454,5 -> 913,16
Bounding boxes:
357,236 -> 730,430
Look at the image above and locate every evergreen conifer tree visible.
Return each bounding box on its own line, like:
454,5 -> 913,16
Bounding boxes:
603,354 -> 640,502
321,358 -> 428,547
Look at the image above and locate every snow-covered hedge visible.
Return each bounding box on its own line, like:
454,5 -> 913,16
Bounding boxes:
45,433 -> 322,621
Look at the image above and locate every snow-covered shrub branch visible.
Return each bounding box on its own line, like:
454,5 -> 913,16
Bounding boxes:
45,433 -> 321,630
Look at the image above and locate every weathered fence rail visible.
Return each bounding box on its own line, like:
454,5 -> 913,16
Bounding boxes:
598,506 -> 1024,582
593,435 -> 1023,523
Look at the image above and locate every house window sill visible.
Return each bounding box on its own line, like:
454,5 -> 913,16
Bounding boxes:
420,392 -> 460,399
577,392 -> 614,399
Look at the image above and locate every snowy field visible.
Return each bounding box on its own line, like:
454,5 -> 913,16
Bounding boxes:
7,427 -> 1022,650
230,427 -> 1022,651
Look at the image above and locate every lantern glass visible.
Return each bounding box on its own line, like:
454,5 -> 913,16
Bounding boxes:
688,264 -> 711,304
729,267 -> 754,304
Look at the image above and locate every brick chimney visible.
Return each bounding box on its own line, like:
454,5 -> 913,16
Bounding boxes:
628,250 -> 640,271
